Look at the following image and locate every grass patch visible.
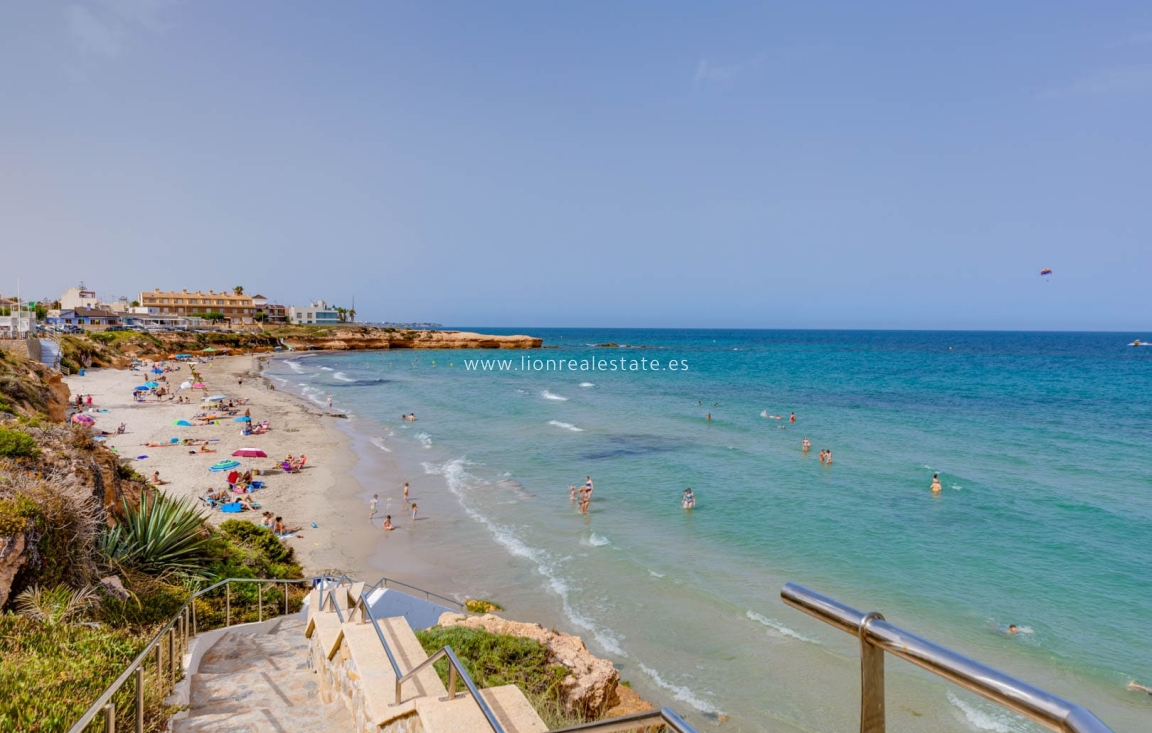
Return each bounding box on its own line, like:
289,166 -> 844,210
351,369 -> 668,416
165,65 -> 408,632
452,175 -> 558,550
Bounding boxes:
0,427 -> 38,460
415,625 -> 584,729
465,599 -> 503,613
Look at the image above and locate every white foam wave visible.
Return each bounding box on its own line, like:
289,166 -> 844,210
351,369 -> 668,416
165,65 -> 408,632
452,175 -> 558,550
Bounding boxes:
649,570 -> 665,578
270,376 -> 288,384
415,432 -> 433,449
579,382 -> 595,388
425,458 -> 625,656
638,663 -> 723,715
541,390 -> 568,401
548,420 -> 584,432
946,691 -> 1033,733
370,437 -> 391,453
746,610 -> 819,643
286,361 -> 306,374
320,366 -> 334,371
334,372 -> 354,382
585,532 -> 610,547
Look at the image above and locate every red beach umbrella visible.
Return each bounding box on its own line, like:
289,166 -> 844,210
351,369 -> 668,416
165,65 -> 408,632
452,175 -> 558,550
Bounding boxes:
231,448 -> 267,458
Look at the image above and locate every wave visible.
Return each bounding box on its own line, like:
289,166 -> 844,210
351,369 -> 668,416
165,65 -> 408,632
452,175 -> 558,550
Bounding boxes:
541,390 -> 569,401
946,691 -> 1033,733
334,372 -> 355,382
285,361 -> 306,374
415,432 -> 433,449
579,382 -> 595,388
638,663 -> 723,716
584,532 -> 610,547
649,570 -> 665,578
746,610 -> 819,643
370,437 -> 391,453
423,458 -> 625,656
549,420 -> 584,432
320,366 -> 334,371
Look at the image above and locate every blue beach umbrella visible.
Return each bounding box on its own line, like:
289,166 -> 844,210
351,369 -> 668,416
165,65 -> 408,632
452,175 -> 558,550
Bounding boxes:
175,353 -> 191,358
234,416 -> 251,422
151,367 -> 163,374
174,420 -> 193,426
134,385 -> 150,391
143,381 -> 159,388
209,460 -> 241,472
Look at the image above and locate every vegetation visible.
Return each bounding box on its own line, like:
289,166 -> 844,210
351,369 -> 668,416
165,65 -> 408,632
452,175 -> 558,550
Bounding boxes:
189,311 -> 226,322
0,427 -> 38,459
14,584 -> 99,626
465,598 -> 504,613
415,625 -> 583,729
99,494 -> 213,579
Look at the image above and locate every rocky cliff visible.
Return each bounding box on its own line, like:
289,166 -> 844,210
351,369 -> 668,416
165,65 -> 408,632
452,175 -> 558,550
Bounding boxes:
277,327 -> 542,351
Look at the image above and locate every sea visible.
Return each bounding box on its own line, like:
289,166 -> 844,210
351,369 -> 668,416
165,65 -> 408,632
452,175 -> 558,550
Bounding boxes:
264,329 -> 1152,733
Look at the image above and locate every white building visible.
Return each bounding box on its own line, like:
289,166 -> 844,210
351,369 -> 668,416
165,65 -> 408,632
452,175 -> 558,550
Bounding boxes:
288,300 -> 340,325
60,285 -> 100,311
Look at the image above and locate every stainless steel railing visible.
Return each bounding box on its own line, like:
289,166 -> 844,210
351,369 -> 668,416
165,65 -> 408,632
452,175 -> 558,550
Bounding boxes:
781,583 -> 1114,733
550,707 -> 697,733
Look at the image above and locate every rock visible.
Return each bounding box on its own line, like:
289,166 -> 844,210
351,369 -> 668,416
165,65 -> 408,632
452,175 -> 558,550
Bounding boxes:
438,612 -> 621,716
603,685 -> 658,732
0,533 -> 29,608
100,575 -> 129,600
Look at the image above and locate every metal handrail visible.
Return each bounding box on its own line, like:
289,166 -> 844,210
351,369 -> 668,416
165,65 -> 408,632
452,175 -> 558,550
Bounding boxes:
781,583 -> 1114,733
396,646 -> 506,732
550,707 -> 697,733
68,574 -> 331,733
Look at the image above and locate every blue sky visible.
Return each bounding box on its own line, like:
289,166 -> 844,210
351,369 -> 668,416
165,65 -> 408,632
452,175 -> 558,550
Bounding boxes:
2,1 -> 1150,330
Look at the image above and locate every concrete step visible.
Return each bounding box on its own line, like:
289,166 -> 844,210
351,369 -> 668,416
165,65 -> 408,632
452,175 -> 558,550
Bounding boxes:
415,685 -> 548,733
172,702 -> 353,733
188,670 -> 319,715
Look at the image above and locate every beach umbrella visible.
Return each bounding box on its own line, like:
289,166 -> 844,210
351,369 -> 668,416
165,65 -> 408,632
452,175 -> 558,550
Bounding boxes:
234,416 -> 251,422
192,382 -> 206,389
207,394 -> 228,401
209,460 -> 241,472
180,381 -> 192,390
173,420 -> 193,427
143,381 -> 159,388
71,414 -> 95,425
202,347 -> 217,352
151,367 -> 163,374
231,448 -> 266,458
176,353 -> 191,358
134,385 -> 151,391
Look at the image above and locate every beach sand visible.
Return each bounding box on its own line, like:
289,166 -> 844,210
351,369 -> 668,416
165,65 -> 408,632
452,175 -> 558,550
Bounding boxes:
64,355 -> 413,580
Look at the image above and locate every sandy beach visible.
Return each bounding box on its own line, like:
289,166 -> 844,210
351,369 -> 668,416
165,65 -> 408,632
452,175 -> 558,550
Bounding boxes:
63,355 -> 407,580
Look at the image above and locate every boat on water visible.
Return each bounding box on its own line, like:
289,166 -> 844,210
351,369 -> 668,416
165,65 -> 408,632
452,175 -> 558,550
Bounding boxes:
1130,339 -> 1149,347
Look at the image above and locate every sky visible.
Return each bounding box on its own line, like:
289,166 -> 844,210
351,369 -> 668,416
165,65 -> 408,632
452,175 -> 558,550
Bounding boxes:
1,1 -> 1150,330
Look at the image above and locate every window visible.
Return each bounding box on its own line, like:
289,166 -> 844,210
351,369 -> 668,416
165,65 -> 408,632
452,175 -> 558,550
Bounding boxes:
216,300 -> 224,305
175,299 -> 183,304
161,299 -> 169,304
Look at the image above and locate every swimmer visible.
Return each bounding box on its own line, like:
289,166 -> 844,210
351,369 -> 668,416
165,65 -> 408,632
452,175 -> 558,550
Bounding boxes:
569,485 -> 576,502
706,413 -> 712,422
930,473 -> 942,493
802,437 -> 811,452
682,488 -> 695,509
761,409 -> 768,418
1007,624 -> 1019,634
789,412 -> 795,423
1127,681 -> 1152,694
584,476 -> 593,496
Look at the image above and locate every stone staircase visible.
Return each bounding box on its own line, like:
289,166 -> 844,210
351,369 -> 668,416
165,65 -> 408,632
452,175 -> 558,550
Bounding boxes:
38,337 -> 60,369
170,582 -> 548,733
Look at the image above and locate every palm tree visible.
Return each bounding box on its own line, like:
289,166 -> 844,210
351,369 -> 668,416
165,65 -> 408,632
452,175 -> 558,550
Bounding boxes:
233,286 -> 244,296
335,307 -> 348,323
348,307 -> 356,323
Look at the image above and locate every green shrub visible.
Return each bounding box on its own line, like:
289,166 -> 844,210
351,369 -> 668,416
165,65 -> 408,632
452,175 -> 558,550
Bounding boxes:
100,493 -> 212,579
0,427 -> 38,459
15,584 -> 99,626
465,599 -> 504,613
0,495 -> 40,536
415,625 -> 577,727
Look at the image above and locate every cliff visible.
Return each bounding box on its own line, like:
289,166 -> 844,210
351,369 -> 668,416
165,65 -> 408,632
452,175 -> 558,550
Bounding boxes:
275,327 -> 542,351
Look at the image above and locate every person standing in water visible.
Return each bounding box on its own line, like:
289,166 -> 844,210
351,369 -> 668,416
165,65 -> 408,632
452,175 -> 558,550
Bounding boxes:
802,437 -> 811,452
369,494 -> 378,520
403,482 -> 410,501
682,488 -> 695,509
584,476 -> 593,496
930,474 -> 942,493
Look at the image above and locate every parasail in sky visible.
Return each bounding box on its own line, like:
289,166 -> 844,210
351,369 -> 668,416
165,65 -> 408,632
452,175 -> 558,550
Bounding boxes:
1040,268 -> 1053,277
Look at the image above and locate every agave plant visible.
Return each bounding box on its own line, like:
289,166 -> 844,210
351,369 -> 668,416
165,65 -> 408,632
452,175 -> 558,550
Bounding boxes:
99,493 -> 212,579
16,584 -> 100,626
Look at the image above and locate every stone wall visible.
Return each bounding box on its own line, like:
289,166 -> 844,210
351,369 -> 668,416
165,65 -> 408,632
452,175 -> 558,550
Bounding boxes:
309,627 -> 423,733
0,338 -> 39,362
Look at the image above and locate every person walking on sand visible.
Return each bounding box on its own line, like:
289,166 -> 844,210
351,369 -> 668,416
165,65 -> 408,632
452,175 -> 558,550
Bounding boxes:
403,482 -> 410,501
369,494 -> 379,519
410,502 -> 418,522
930,473 -> 942,493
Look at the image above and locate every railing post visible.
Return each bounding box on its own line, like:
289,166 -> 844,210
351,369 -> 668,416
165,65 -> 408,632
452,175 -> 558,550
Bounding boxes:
191,597 -> 197,637
135,667 -> 144,733
225,582 -> 231,626
155,642 -> 162,679
284,582 -> 289,615
447,662 -> 458,700
102,703 -> 115,733
258,583 -> 264,622
859,611 -> 885,733
168,628 -> 176,686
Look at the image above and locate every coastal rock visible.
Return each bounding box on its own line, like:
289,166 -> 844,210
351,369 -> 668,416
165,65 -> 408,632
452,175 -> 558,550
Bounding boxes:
437,612 -> 621,716
278,328 -> 542,352
0,533 -> 29,608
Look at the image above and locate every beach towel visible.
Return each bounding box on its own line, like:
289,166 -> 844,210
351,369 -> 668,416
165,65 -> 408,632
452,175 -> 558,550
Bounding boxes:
220,502 -> 244,513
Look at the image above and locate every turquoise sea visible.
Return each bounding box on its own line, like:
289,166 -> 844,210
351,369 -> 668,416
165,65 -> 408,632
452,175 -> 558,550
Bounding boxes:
266,330 -> 1152,733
